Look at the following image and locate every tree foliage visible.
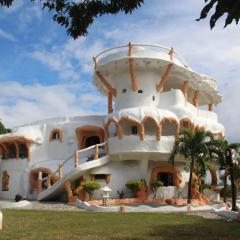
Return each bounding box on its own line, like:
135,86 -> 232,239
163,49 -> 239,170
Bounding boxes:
197,0 -> 240,29
0,121 -> 11,135
0,0 -> 144,39
170,128 -> 213,204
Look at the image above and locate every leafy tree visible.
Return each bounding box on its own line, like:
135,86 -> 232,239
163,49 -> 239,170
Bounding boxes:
0,121 -> 11,135
82,180 -> 100,200
0,0 -> 144,39
170,128 -> 212,204
197,0 -> 240,29
209,139 -> 240,203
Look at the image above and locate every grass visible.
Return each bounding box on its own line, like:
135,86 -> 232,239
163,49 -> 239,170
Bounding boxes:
1,209 -> 240,240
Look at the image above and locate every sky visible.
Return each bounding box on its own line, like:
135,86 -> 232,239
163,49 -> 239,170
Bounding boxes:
0,0 -> 240,142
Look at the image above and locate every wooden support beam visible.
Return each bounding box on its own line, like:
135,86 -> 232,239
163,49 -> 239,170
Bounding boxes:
168,47 -> 174,61
108,92 -> 113,114
182,81 -> 189,106
96,71 -> 117,97
208,103 -> 213,111
156,64 -> 173,92
192,90 -> 200,108
128,42 -> 138,92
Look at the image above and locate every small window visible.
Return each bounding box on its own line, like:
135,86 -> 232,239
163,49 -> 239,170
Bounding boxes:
52,131 -> 60,140
94,174 -> 107,180
138,89 -> 143,93
122,89 -> 127,93
152,96 -> 155,101
131,126 -> 138,135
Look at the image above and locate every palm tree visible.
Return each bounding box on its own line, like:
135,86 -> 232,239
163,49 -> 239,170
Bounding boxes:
170,128 -> 212,204
209,140 -> 240,205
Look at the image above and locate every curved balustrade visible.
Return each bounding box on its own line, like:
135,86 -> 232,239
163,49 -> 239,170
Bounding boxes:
39,142 -> 107,194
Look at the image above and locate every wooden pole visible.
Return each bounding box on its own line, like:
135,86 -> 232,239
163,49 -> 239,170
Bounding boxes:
74,152 -> 79,168
108,92 -> 113,114
192,90 -> 199,108
47,176 -> 51,189
208,103 -> 213,111
37,171 -> 42,194
128,42 -> 138,92
182,81 -> 189,106
94,144 -> 99,160
58,164 -> 63,179
14,142 -> 19,160
156,64 -> 173,92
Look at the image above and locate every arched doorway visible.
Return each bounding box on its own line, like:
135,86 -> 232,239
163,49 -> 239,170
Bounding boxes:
75,125 -> 105,150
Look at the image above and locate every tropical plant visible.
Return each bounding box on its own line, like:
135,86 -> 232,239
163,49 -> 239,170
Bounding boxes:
207,139 -> 240,203
170,128 -> 212,204
126,179 -> 143,197
150,180 -> 164,199
82,181 -> 101,200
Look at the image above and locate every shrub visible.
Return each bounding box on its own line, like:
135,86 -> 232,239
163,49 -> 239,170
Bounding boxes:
151,180 -> 164,189
126,179 -> 143,197
82,181 -> 101,200
15,194 -> 22,202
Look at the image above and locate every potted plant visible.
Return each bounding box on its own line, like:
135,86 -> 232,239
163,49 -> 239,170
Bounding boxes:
126,179 -> 143,198
150,180 -> 164,199
82,181 -> 101,200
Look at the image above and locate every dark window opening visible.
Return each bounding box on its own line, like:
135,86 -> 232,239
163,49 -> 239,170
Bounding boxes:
94,174 -> 106,180
122,89 -> 127,93
52,131 -> 60,140
7,144 -> 16,159
19,144 -> 28,159
152,96 -> 155,101
157,172 -> 174,186
84,136 -> 100,148
131,126 -> 138,135
138,89 -> 143,93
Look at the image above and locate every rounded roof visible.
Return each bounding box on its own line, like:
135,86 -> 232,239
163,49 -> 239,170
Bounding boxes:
92,43 -> 222,106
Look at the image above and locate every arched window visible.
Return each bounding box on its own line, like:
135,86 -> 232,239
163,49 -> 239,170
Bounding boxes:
49,128 -> 63,143
161,118 -> 179,136
142,117 -> 160,140
105,119 -> 118,138
180,118 -> 193,130
118,117 -> 143,140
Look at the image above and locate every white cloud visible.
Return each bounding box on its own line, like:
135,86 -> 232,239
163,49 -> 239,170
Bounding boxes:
0,28 -> 17,42
30,38 -> 106,81
0,81 -> 106,128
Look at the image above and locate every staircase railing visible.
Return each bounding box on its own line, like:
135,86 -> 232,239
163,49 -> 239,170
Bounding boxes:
37,142 -> 107,194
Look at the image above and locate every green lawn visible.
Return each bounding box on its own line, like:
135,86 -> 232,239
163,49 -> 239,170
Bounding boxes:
1,210 -> 240,240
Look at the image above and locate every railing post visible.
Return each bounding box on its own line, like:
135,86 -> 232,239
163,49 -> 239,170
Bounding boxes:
37,171 -> 42,194
94,144 -> 99,160
47,176 -> 51,189
58,163 -> 63,179
74,152 -> 79,168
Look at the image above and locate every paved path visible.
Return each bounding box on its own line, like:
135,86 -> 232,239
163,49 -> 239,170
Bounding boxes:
21,201 -> 84,211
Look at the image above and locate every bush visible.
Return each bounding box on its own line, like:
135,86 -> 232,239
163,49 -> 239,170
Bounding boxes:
126,179 -> 143,197
15,194 -> 22,202
82,181 -> 101,200
151,180 -> 164,189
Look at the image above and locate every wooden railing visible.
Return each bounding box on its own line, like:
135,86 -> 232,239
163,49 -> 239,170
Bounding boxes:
38,142 -> 107,194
